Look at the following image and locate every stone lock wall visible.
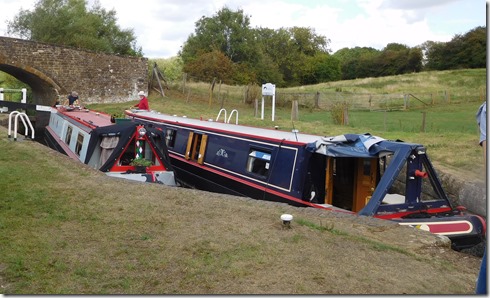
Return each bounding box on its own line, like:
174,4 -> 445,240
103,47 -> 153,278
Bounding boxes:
0,36 -> 148,106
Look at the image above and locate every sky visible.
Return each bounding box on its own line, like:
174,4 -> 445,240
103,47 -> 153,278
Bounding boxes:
0,0 -> 486,58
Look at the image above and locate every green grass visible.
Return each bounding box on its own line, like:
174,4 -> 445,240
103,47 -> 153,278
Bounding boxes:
0,120 -> 482,294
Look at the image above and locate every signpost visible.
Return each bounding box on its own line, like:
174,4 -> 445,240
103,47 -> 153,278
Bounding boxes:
261,83 -> 276,121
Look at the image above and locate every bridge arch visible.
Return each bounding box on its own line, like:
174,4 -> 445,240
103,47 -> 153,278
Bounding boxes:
0,55 -> 63,106
0,36 -> 148,105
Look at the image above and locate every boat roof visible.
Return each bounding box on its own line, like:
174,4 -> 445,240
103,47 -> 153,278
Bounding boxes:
125,109 -> 326,144
53,106 -> 112,128
126,109 -> 423,158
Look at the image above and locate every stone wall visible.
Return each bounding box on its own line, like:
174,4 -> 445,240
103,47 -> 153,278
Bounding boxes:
0,36 -> 148,106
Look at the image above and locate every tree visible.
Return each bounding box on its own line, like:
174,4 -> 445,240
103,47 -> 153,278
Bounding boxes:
256,26 -> 331,86
183,50 -> 235,84
7,0 -> 142,56
180,7 -> 259,65
423,26 -> 486,70
333,47 -> 379,80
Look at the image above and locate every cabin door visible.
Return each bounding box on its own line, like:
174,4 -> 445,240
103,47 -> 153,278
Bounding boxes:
328,157 -> 377,212
352,158 -> 377,212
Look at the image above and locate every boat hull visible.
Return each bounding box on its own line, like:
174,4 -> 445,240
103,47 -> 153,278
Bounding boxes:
169,155 -> 311,207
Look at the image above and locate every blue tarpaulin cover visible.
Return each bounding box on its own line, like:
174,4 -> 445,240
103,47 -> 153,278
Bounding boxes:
306,133 -> 393,157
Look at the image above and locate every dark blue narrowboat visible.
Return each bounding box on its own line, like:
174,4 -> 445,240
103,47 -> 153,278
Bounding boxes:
125,109 -> 485,250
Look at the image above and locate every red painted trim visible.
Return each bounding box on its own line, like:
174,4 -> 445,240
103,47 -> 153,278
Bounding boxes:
374,208 -> 453,220
108,128 -> 168,173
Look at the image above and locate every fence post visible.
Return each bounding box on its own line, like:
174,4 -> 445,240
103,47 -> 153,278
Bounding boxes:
254,98 -> 258,117
209,77 -> 216,107
343,105 -> 349,125
244,85 -> 249,104
314,91 -> 320,109
291,99 -> 299,121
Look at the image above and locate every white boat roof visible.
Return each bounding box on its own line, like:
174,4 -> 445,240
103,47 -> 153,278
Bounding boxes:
126,109 -> 324,144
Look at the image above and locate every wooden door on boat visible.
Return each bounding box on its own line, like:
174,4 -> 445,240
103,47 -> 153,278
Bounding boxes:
325,157 -> 377,212
352,158 -> 377,212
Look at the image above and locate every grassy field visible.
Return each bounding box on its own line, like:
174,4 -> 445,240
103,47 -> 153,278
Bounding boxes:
90,68 -> 486,179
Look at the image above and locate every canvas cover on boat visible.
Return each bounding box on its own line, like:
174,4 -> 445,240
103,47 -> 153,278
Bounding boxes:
84,122 -> 173,172
306,133 -> 414,157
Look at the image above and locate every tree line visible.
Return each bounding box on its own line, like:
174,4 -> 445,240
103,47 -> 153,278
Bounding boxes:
5,2 -> 486,88
179,8 -> 486,87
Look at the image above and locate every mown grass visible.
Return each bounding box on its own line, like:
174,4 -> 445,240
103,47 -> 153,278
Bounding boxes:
0,124 -> 483,294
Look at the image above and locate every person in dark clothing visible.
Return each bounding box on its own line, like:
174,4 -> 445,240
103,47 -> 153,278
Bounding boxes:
67,91 -> 79,106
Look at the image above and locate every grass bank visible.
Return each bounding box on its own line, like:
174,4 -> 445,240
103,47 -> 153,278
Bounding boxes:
0,125 -> 482,294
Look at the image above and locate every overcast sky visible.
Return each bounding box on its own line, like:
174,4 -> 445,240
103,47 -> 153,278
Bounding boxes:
0,0 -> 486,58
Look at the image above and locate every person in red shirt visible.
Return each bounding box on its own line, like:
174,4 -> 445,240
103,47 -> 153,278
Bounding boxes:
134,91 -> 149,110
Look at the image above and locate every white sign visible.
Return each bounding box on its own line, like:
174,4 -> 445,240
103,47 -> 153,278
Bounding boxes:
262,83 -> 275,96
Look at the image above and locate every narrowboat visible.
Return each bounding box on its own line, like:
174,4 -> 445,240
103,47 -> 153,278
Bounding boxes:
43,105 -> 176,185
124,109 -> 485,250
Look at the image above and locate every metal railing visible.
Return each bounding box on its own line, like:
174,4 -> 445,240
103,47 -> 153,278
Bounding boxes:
8,111 -> 35,140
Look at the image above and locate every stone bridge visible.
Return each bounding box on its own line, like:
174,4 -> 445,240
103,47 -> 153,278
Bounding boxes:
0,36 -> 148,106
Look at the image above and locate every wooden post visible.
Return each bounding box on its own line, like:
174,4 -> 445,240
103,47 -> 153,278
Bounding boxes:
254,98 -> 258,117
314,91 -> 320,109
209,78 -> 216,107
218,80 -> 223,109
153,64 -> 165,97
291,99 -> 299,121
186,88 -> 191,103
244,85 -> 249,104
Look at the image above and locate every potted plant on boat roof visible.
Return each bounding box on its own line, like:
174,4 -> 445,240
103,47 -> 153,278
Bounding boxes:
130,157 -> 152,173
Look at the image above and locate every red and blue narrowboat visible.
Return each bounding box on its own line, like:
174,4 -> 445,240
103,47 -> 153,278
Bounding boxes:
44,105 -> 176,185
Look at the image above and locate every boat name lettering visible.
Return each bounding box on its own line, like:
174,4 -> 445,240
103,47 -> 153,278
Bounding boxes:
216,149 -> 228,158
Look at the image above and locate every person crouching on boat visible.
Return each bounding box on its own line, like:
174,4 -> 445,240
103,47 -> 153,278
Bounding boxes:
134,91 -> 149,110
67,91 -> 79,107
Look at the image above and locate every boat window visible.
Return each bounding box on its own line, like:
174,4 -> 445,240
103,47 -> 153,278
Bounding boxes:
165,129 -> 177,148
246,149 -> 271,176
75,133 -> 84,156
65,126 -> 73,146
